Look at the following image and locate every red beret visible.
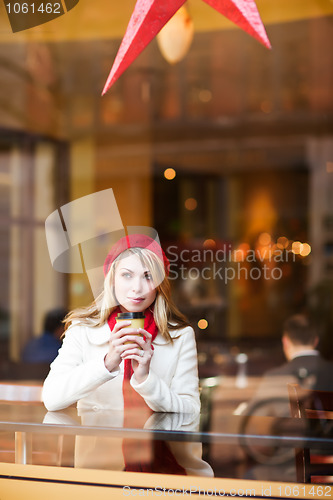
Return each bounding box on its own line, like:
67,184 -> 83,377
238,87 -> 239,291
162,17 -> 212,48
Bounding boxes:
103,234 -> 170,277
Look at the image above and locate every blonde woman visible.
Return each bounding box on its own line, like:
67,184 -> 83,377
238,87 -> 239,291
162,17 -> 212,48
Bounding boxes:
42,234 -> 200,414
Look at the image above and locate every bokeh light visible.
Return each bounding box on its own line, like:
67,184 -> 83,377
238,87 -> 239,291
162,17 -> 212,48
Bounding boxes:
277,236 -> 289,249
185,197 -> 197,211
203,239 -> 216,248
233,243 -> 250,261
164,168 -> 176,180
198,319 -> 208,330
292,241 -> 303,254
300,243 -> 311,257
258,232 -> 272,246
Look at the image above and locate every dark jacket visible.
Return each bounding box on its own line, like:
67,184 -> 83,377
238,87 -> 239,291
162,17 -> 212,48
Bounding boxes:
242,352 -> 333,417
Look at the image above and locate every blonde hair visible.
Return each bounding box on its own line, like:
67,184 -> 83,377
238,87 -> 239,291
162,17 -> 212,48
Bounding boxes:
64,247 -> 189,342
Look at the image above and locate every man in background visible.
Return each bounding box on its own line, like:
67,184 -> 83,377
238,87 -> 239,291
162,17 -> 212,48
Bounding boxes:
238,314 -> 333,417
22,308 -> 67,364
258,314 -> 333,395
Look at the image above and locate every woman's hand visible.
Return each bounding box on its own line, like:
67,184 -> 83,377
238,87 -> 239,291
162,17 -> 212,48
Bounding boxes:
104,321 -> 148,373
120,329 -> 154,384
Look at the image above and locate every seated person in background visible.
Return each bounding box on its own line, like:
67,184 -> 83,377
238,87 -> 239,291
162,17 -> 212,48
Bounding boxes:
237,314 -> 333,416
22,308 -> 67,364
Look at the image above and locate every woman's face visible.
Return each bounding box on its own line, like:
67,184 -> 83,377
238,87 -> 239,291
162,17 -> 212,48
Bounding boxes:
114,252 -> 157,313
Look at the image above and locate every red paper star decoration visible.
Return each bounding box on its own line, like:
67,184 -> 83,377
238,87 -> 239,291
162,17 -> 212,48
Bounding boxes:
102,0 -> 271,95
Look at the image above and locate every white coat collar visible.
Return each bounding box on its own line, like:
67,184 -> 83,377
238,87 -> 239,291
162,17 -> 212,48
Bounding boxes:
86,323 -> 111,345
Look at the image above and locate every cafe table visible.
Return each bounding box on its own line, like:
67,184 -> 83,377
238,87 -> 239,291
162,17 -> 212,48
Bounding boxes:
0,400 -> 332,500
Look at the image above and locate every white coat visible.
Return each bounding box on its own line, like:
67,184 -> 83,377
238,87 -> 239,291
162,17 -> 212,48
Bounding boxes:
42,322 -> 201,414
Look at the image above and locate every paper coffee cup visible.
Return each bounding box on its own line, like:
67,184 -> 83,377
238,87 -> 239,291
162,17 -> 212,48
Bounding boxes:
116,312 -> 145,346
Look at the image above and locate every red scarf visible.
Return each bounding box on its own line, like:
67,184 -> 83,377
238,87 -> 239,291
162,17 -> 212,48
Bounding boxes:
107,307 -> 186,475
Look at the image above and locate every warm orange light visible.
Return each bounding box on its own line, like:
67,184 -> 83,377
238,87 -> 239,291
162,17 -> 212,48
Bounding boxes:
326,162 -> 333,173
258,232 -> 271,246
292,241 -> 303,254
213,353 -> 225,365
185,198 -> 197,211
203,239 -> 216,248
277,236 -> 289,249
300,243 -> 311,257
256,245 -> 273,260
233,243 -> 250,261
198,319 -> 208,330
164,168 -> 176,180
246,190 -> 277,238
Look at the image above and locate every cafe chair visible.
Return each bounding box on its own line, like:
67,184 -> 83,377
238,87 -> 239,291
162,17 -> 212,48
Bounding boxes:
0,382 -> 66,466
238,396 -> 295,465
288,383 -> 333,483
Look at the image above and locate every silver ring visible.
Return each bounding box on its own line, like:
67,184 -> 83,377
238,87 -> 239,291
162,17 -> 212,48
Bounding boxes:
139,350 -> 144,357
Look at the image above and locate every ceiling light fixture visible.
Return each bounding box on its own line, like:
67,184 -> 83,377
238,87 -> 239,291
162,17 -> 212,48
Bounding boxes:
156,6 -> 194,64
